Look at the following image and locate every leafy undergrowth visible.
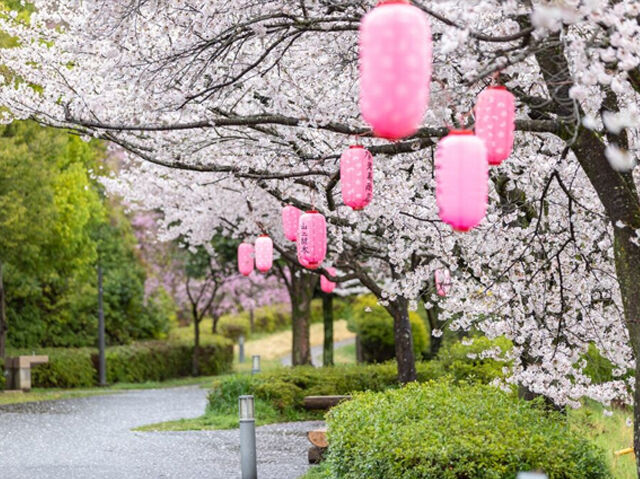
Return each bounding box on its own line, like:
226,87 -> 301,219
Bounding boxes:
570,401 -> 635,479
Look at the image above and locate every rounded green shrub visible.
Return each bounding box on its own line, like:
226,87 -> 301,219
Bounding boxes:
253,304 -> 290,333
351,295 -> 428,363
436,335 -> 511,384
218,315 -> 250,341
325,381 -> 610,479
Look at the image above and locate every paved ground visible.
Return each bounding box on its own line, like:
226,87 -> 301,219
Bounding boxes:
281,337 -> 355,366
0,386 -> 321,479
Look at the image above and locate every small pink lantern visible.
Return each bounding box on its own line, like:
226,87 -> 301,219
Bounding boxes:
297,211 -> 327,270
435,269 -> 451,297
321,267 -> 337,294
359,0 -> 433,140
238,242 -> 254,277
255,235 -> 273,273
340,146 -> 374,211
282,205 -> 302,242
435,130 -> 489,232
475,86 -> 516,166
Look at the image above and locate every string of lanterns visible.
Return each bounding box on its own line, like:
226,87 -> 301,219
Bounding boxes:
237,0 -> 517,294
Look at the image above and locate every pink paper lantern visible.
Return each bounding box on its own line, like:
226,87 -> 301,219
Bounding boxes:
340,146 -> 374,211
435,130 -> 489,232
359,0 -> 433,140
255,235 -> 273,273
297,211 -> 327,270
435,269 -> 451,297
321,267 -> 337,294
238,242 -> 254,277
282,205 -> 302,242
475,86 -> 516,166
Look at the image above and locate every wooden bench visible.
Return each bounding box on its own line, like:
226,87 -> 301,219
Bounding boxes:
303,395 -> 351,464
4,355 -> 49,392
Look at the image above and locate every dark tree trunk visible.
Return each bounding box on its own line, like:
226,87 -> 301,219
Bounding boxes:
387,297 -> 417,384
322,293 -> 334,367
290,268 -> 316,366
425,304 -> 443,360
249,308 -> 255,334
192,306 -> 200,376
211,314 -> 219,334
0,261 -> 6,360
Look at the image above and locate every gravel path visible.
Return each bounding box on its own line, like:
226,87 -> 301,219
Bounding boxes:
0,386 -> 321,479
281,337 -> 355,366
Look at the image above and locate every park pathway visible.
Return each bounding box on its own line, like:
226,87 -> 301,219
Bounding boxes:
0,386 -> 321,478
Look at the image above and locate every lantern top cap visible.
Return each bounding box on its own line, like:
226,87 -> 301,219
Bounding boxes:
306,210 -> 319,214
259,234 -> 269,238
489,85 -> 508,90
349,145 -> 364,149
377,0 -> 410,5
449,130 -> 474,136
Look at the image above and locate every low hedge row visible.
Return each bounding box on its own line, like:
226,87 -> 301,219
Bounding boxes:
208,341 -> 507,414
12,337 -> 233,388
324,381 -> 610,479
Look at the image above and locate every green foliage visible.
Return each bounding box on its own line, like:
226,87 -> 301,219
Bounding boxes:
350,295 -> 428,363
218,314 -> 250,341
325,381 -> 611,479
0,122 -> 169,348
23,338 -> 232,388
30,348 -> 96,388
435,335 -> 511,384
581,344 -> 629,385
106,339 -> 232,383
252,304 -> 290,333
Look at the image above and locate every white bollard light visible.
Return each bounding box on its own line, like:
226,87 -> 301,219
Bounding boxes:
239,395 -> 257,479
251,355 -> 261,375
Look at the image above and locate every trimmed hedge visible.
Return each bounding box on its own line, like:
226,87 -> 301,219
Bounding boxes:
105,339 -> 232,383
16,337 -> 233,388
350,295 -> 428,362
218,315 -> 250,341
325,381 -> 611,479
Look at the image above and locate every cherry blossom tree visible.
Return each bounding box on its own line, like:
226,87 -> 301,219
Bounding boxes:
2,0 -> 640,469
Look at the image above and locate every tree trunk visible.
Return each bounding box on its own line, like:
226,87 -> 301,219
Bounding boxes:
211,314 -> 219,334
388,297 -> 417,383
249,307 -> 255,334
425,304 -> 443,360
0,261 -> 6,360
322,293 -> 334,367
290,268 -> 316,366
192,307 -> 200,376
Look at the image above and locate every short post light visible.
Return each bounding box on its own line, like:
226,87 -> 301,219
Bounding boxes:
238,335 -> 245,364
251,355 -> 261,375
517,473 -> 548,479
239,395 -> 257,479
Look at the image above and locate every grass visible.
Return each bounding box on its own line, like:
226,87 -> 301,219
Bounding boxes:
570,401 -> 635,479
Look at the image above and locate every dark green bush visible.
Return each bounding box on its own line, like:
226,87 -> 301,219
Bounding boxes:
0,357 -> 5,390
325,381 -> 611,479
351,295 -> 428,363
218,315 -> 251,341
208,362 -> 445,413
105,339 -> 233,383
30,348 -> 96,388
23,337 -> 232,388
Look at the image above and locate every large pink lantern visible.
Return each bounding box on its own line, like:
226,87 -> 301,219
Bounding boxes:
340,146 -> 374,211
282,205 -> 302,242
238,242 -> 254,277
321,267 -> 337,294
359,0 -> 432,140
475,86 -> 516,166
435,131 -> 489,232
255,235 -> 273,273
297,211 -> 327,270
435,269 -> 451,297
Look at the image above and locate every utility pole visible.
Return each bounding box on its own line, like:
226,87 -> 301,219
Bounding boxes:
97,264 -> 106,387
